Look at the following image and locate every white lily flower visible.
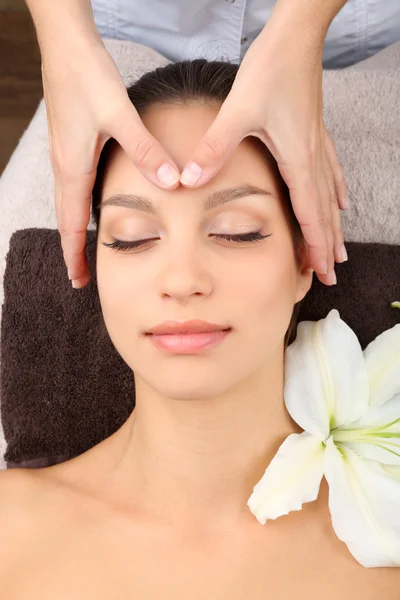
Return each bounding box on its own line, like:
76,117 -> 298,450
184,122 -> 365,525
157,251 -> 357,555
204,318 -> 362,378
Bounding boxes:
247,308 -> 400,568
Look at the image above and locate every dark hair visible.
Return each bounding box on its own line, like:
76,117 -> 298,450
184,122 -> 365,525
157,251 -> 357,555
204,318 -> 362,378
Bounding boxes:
91,59 -> 305,348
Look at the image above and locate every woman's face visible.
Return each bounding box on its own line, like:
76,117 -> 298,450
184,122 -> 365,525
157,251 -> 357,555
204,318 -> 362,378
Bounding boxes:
96,102 -> 312,400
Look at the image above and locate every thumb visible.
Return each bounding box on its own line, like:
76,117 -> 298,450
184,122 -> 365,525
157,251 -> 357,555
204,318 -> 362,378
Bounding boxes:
180,107 -> 246,187
110,102 -> 181,189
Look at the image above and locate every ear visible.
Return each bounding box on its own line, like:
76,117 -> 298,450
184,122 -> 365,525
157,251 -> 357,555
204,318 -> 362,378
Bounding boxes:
295,240 -> 314,304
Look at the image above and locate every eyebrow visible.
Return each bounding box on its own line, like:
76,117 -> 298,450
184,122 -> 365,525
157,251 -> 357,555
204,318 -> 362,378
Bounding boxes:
98,184 -> 274,214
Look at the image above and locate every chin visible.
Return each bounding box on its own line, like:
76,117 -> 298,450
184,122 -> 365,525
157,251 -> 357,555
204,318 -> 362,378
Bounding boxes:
139,364 -> 239,402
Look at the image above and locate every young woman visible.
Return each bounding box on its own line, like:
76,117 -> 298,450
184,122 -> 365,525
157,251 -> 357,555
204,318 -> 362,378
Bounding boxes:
0,59 -> 398,599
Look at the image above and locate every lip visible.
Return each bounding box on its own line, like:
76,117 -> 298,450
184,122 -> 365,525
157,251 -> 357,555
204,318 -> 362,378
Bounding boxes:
145,329 -> 232,353
145,320 -> 230,335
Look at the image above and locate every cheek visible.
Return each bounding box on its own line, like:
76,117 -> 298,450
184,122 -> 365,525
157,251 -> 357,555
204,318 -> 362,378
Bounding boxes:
235,248 -> 297,344
95,250 -> 142,355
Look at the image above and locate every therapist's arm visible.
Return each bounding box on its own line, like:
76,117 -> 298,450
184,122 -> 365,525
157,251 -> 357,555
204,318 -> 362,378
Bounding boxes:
273,0 -> 348,44
24,0 -> 180,290
25,0 -> 98,46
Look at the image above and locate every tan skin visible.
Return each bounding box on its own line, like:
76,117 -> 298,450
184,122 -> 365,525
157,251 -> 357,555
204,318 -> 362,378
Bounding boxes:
0,103 -> 398,598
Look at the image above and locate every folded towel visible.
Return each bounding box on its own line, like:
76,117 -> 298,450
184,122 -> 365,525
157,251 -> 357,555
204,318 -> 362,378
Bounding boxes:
1,39 -> 400,468
1,228 -> 399,468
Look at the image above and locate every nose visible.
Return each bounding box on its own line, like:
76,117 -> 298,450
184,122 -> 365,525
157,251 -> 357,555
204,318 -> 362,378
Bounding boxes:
159,248 -> 213,300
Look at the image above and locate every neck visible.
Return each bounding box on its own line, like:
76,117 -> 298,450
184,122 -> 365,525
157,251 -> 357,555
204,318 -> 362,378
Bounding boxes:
103,345 -> 302,530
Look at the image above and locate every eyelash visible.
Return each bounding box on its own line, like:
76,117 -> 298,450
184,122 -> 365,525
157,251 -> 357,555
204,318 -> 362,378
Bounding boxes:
101,231 -> 272,252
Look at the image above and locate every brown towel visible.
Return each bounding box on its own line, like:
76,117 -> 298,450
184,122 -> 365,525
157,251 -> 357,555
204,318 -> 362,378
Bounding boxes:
1,228 -> 399,469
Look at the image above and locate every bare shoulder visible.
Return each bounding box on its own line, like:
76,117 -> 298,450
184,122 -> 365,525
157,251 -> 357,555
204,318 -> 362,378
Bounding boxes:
0,462 -> 103,535
0,465 -> 75,515
0,468 -> 40,530
0,467 -> 36,502
0,469 -> 40,578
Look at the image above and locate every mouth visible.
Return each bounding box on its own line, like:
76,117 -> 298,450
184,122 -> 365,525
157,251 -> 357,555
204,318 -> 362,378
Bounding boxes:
145,328 -> 232,353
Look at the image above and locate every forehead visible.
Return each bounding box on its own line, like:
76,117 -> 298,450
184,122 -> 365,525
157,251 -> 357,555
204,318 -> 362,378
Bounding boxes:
102,106 -> 280,191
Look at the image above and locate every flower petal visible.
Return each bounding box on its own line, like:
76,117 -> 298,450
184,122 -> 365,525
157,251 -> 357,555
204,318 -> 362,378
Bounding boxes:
284,309 -> 369,438
343,439 -> 400,467
333,393 -> 400,465
324,437 -> 400,567
364,323 -> 400,408
247,432 -> 324,524
345,392 -> 400,430
381,464 -> 400,481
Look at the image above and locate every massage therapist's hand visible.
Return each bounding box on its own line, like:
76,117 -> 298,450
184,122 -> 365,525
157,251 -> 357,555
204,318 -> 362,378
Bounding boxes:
36,24 -> 181,289
179,0 -> 349,286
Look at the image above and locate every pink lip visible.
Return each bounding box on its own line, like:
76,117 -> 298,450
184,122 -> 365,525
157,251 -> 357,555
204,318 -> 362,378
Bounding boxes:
145,329 -> 232,353
146,319 -> 230,335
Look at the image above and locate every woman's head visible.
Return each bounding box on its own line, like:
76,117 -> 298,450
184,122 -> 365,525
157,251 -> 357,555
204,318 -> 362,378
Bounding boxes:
91,59 -> 313,400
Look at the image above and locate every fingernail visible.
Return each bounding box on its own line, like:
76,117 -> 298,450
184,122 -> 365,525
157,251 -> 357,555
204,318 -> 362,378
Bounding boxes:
68,270 -> 72,281
319,260 -> 328,275
72,280 -> 78,289
156,162 -> 180,187
331,269 -> 337,285
340,243 -> 348,262
342,193 -> 349,210
180,161 -> 203,186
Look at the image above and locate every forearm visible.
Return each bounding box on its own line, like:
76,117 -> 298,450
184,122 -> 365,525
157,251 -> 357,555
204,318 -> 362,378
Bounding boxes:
25,0 -> 100,50
275,0 -> 348,25
264,0 -> 348,51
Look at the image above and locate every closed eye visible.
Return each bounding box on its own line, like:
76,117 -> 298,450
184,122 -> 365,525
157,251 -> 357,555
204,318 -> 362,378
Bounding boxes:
101,231 -> 272,252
